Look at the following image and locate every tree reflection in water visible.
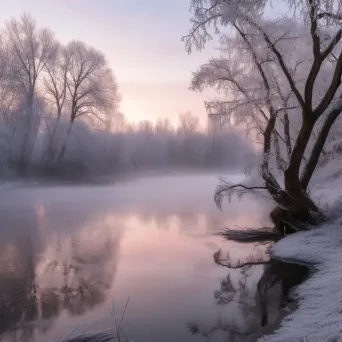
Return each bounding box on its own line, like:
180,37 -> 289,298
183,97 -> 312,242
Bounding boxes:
0,182 -> 266,342
187,250 -> 276,342
0,203 -> 122,342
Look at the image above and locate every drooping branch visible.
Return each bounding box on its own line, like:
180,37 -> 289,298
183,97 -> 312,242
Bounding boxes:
214,181 -> 267,209
244,17 -> 305,110
233,23 -> 286,192
234,24 -> 272,107
182,1 -> 223,53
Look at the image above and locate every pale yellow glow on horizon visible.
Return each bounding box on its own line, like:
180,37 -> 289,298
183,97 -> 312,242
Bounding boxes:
0,0 -> 220,126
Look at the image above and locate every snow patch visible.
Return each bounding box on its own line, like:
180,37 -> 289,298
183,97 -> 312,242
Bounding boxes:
258,222 -> 342,342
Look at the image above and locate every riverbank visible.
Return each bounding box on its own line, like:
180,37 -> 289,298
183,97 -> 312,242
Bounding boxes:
253,220 -> 342,342
245,302 -> 298,342
247,157 -> 342,342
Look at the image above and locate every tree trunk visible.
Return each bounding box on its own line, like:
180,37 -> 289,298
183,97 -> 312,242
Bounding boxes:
284,116 -> 315,196
44,111 -> 62,166
301,108 -> 342,190
261,114 -> 284,202
283,112 -> 292,159
58,121 -> 73,164
273,131 -> 285,171
19,105 -> 33,173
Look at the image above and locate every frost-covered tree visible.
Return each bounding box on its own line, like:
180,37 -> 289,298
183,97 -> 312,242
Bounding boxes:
58,40 -> 120,163
178,111 -> 199,137
184,0 -> 342,235
155,117 -> 173,134
0,13 -> 253,179
5,13 -> 57,169
0,35 -> 17,123
43,42 -> 69,165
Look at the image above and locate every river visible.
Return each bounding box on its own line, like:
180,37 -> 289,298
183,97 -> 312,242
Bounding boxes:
0,173 -> 269,342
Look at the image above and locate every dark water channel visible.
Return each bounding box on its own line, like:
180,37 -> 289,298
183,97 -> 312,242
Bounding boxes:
0,174 -> 270,342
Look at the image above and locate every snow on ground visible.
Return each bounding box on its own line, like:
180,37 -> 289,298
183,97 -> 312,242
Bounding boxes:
258,223 -> 342,342
258,157 -> 342,342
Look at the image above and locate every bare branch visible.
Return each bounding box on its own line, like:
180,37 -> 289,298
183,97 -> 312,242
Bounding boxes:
314,51 -> 342,117
214,181 -> 267,209
213,249 -> 270,269
244,17 -> 305,110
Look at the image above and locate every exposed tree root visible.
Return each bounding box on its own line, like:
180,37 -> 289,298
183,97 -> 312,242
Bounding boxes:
217,227 -> 280,243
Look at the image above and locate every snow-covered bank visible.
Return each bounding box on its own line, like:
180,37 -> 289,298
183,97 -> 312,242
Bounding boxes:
258,222 -> 342,342
256,158 -> 342,342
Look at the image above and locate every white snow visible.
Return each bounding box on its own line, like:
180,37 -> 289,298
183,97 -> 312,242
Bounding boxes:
258,223 -> 342,342
258,157 -> 342,342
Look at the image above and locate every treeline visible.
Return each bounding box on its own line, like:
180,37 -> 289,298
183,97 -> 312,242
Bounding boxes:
0,13 -> 253,180
85,112 -> 254,177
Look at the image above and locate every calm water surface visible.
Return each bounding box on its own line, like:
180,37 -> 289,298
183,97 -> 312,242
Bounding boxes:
0,174 -> 268,342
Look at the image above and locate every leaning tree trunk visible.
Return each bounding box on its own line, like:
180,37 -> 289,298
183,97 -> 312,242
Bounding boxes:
284,117 -> 315,197
270,115 -> 324,234
301,107 -> 342,190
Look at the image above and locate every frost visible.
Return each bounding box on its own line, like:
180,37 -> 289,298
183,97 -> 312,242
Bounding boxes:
256,162 -> 342,342
256,222 -> 342,342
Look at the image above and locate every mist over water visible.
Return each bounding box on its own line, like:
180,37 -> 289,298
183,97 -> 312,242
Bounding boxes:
0,173 -> 269,342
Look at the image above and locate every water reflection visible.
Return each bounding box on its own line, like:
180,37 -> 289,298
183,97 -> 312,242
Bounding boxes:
0,175 -> 268,342
187,267 -> 262,341
0,203 -> 122,342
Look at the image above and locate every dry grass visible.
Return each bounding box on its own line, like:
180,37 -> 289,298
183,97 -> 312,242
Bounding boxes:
57,298 -> 131,342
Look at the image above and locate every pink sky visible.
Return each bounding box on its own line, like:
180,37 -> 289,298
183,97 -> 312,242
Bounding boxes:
0,0 -> 219,126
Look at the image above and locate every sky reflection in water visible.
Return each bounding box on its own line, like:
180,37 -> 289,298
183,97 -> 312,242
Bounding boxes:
0,174 -> 269,342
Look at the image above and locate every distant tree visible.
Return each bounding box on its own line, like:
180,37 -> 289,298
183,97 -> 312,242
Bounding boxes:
178,111 -> 199,138
155,117 -> 173,133
137,119 -> 154,134
177,112 -> 200,164
58,40 -> 120,163
5,13 -> 57,169
111,111 -> 126,133
0,35 -> 17,123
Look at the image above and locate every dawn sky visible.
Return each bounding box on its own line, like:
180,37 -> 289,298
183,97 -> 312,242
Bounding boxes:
0,0 -> 218,126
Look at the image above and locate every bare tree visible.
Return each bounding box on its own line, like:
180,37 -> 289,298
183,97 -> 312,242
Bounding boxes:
42,43 -> 69,165
111,111 -> 126,133
137,120 -> 154,134
5,13 -> 57,169
184,0 -> 342,235
178,111 -> 199,137
58,41 -> 120,163
0,35 -> 18,124
191,33 -> 298,170
155,117 -> 173,134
